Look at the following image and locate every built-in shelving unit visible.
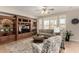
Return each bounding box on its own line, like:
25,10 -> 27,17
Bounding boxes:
31,19 -> 37,35
0,14 -> 37,44
0,15 -> 16,44
16,16 -> 32,40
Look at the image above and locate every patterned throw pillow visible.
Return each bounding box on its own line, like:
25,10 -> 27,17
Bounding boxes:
41,40 -> 50,53
31,43 -> 39,53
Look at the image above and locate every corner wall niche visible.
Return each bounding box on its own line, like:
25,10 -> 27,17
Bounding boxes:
0,15 -> 16,44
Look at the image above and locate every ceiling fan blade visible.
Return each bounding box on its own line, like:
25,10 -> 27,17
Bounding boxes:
49,8 -> 54,10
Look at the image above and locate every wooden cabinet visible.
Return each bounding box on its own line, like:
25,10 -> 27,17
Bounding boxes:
31,19 -> 37,35
16,16 -> 32,40
0,14 -> 37,44
0,36 -> 8,43
8,35 -> 15,41
0,35 -> 15,44
18,32 -> 32,40
0,15 -> 16,44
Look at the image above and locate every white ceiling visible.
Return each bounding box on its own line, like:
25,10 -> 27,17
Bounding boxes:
0,6 -> 79,18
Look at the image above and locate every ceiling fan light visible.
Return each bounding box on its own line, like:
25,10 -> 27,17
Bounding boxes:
44,10 -> 48,14
41,10 -> 48,15
41,10 -> 44,14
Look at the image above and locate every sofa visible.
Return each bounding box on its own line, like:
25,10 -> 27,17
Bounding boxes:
31,36 -> 64,53
38,29 -> 54,36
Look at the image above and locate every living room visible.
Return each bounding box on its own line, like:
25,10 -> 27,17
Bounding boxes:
0,6 -> 79,53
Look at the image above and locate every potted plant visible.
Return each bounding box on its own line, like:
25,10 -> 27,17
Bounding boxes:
3,24 -> 10,36
2,19 -> 13,36
65,30 -> 73,41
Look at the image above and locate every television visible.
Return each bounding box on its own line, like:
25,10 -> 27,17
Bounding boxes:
21,25 -> 30,33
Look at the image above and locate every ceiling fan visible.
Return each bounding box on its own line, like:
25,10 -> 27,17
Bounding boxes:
40,6 -> 54,15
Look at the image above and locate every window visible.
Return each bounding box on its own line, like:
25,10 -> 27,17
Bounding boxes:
38,19 -> 43,29
59,15 -> 66,29
44,20 -> 49,29
38,15 -> 66,30
59,18 -> 66,25
50,20 -> 57,29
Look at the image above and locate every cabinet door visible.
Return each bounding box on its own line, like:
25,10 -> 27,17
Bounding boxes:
0,36 -> 8,44
18,34 -> 23,40
0,35 -> 15,44
8,35 -> 15,41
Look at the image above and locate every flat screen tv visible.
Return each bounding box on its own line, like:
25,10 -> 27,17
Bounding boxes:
21,25 -> 30,33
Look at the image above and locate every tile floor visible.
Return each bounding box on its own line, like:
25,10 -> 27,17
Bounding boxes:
0,37 -> 79,53
64,41 -> 79,53
0,37 -> 33,53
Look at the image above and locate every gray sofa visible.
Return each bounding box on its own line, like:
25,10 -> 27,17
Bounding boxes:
38,29 -> 61,36
38,29 -> 54,36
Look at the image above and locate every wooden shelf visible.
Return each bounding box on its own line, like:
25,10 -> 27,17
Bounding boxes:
0,35 -> 15,44
16,16 -> 32,40
0,14 -> 37,44
18,32 -> 32,40
18,22 -> 30,24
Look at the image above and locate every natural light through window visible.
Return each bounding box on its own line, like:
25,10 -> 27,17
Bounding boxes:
59,15 -> 66,29
38,15 -> 66,30
38,19 -> 43,29
44,20 -> 49,29
50,20 -> 57,29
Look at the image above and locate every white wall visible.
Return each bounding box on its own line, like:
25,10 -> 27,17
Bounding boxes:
65,10 -> 79,41
0,6 -> 35,18
54,9 -> 79,41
